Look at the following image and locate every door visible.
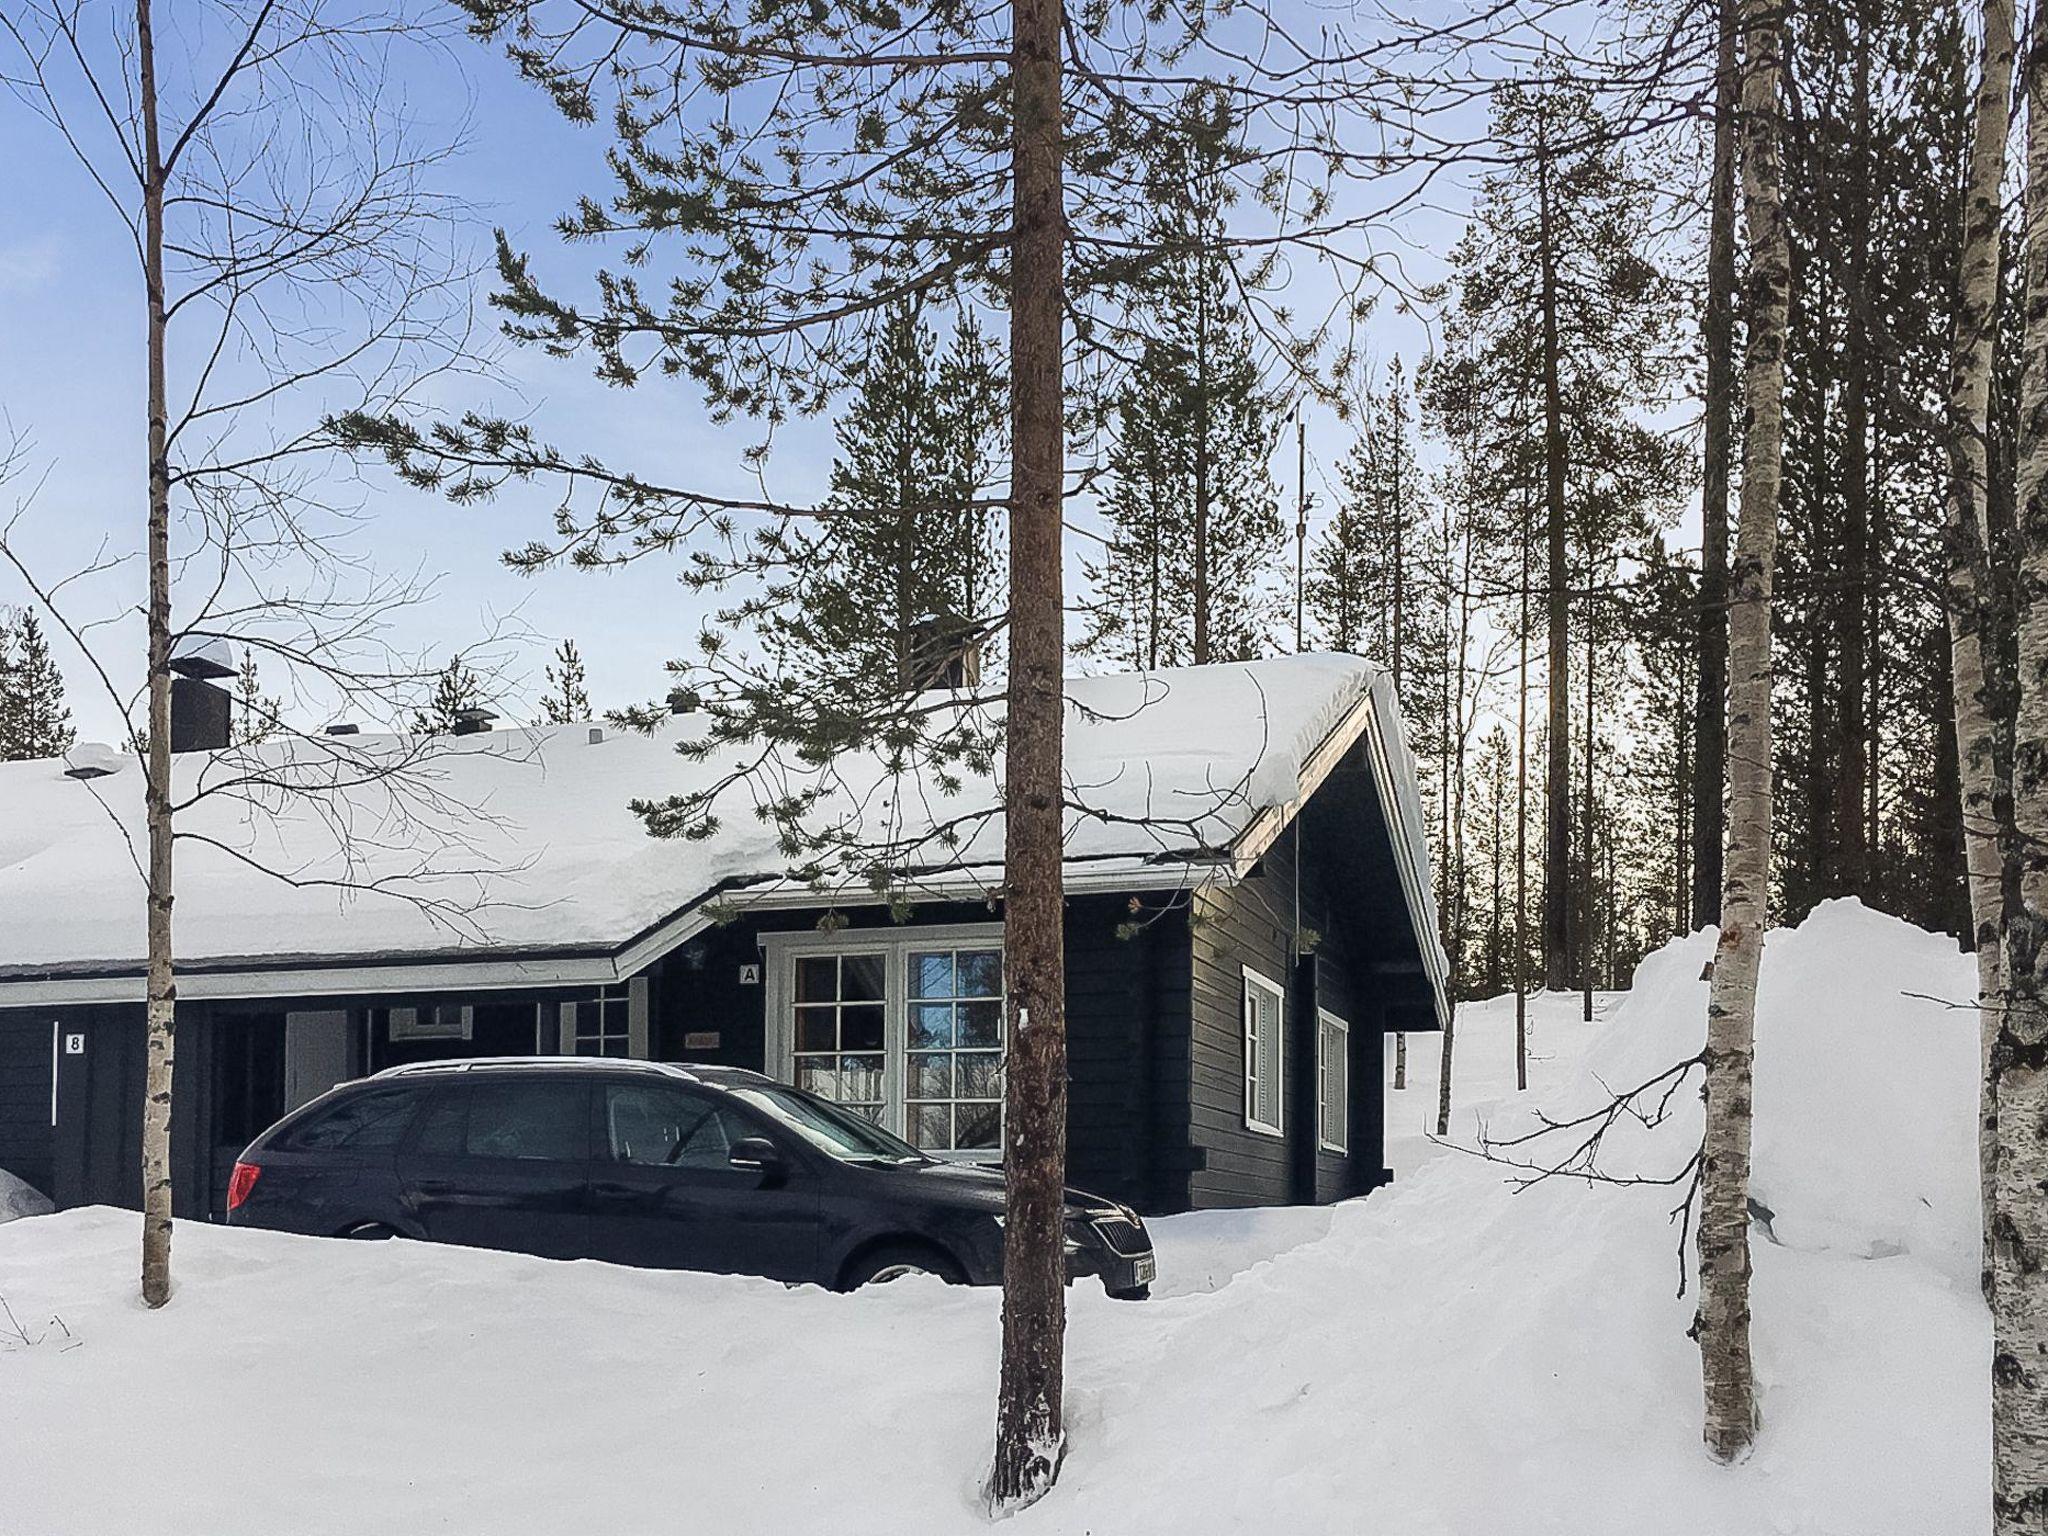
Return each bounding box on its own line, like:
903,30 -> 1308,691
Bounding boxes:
587,1080 -> 819,1281
396,1077 -> 595,1259
283,1010 -> 352,1111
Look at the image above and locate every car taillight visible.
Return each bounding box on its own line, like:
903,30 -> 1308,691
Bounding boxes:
226,1161 -> 261,1211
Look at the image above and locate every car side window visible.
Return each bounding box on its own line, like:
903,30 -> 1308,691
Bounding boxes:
462,1078 -> 590,1161
605,1084 -> 751,1170
281,1085 -> 420,1152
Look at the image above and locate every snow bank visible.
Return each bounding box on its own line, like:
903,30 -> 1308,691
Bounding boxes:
0,902 -> 1987,1534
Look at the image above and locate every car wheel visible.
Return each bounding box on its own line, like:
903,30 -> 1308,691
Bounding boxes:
1106,1282 -> 1151,1302
844,1243 -> 964,1290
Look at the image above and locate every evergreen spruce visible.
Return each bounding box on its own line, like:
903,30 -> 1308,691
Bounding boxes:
412,655 -> 487,735
232,647 -> 283,747
540,638 -> 592,724
1080,124 -> 1283,668
0,608 -> 76,761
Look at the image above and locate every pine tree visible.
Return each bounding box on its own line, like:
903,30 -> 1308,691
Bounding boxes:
232,647 -> 283,747
412,655 -> 486,735
1080,131 -> 1283,667
1309,361 -> 1428,690
1426,77 -> 1687,992
539,638 -> 592,724
0,608 -> 76,761
743,303 -> 1005,698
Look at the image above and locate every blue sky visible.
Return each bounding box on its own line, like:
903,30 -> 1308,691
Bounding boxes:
0,4 -> 1654,747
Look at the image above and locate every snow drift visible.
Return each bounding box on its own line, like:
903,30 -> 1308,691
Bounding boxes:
0,901 -> 1987,1534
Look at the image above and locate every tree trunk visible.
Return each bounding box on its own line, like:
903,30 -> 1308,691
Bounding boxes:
1945,0 -> 2016,1308
1191,277 -> 1211,666
1538,137 -> 1572,992
1694,0 -> 1737,931
1582,615 -> 1595,1023
1991,29 -> 2048,1530
1834,17 -> 1872,900
986,0 -> 1067,1505
1697,0 -> 1788,1464
1517,490 -> 1531,1090
137,0 -> 177,1313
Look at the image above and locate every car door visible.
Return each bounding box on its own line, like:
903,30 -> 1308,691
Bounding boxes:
396,1075 -> 595,1259
588,1080 -> 821,1282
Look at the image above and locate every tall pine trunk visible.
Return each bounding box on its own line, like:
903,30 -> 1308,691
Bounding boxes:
138,0 -> 177,1312
1945,0 -> 2016,1306
987,0 -> 1068,1504
1694,0 -> 1737,931
1991,29 -> 2048,1529
1538,136 -> 1572,992
1516,491 -> 1531,1090
1835,22 -> 1873,900
1698,0 -> 1789,1463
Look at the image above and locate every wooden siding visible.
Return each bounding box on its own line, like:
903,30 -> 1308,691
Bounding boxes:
0,1010 -> 55,1198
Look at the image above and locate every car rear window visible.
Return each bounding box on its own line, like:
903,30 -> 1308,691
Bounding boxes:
277,1085 -> 420,1152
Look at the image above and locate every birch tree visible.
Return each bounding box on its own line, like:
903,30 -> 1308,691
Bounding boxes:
2,0 -> 475,1308
1696,0 -> 1791,1463
1944,0 -> 2017,1301
1990,19 -> 2048,1526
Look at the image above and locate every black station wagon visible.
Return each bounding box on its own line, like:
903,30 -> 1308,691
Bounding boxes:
224,1057 -> 1156,1297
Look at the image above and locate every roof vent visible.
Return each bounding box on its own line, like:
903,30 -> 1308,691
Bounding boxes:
63,742 -> 126,780
450,706 -> 499,736
587,726 -> 605,745
324,722 -> 360,736
666,686 -> 696,716
168,635 -> 236,681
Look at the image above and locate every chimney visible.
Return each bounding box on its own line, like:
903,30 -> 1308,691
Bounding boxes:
450,705 -> 499,737
168,636 -> 235,753
904,613 -> 983,691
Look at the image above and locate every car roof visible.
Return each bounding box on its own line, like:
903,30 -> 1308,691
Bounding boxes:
368,1056 -> 771,1088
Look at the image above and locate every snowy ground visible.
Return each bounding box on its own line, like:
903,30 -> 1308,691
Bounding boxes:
0,900 -> 1989,1534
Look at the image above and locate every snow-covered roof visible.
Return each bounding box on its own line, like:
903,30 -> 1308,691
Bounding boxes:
0,653 -> 1444,1010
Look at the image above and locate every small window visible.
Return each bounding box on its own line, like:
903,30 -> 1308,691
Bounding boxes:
1243,967 -> 1285,1137
1317,1011 -> 1350,1153
572,987 -> 632,1057
604,1084 -> 750,1171
280,1085 -> 420,1152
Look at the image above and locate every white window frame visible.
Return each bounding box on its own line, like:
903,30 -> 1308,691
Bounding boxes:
1242,964 -> 1285,1138
762,922 -> 1005,1161
1317,1008 -> 1350,1154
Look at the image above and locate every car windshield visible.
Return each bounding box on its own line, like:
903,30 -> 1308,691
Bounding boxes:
726,1083 -> 927,1165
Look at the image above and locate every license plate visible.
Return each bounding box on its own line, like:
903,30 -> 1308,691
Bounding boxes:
1133,1254 -> 1156,1285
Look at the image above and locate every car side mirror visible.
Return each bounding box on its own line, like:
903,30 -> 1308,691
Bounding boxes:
729,1136 -> 786,1181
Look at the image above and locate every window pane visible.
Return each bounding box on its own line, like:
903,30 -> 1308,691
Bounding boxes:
909,1103 -> 950,1150
908,1052 -> 952,1101
286,1086 -> 419,1152
956,949 -> 1003,998
463,1080 -> 587,1161
796,1007 -> 839,1054
841,953 -> 886,1002
411,1086 -> 467,1155
955,1102 -> 1001,1150
909,951 -> 954,999
607,1084 -> 718,1166
841,1004 -> 886,1053
795,956 -> 839,1003
837,1054 -> 884,1104
958,1000 -> 1002,1048
795,1059 -> 835,1098
909,1002 -> 954,1050
956,1054 -> 1003,1102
